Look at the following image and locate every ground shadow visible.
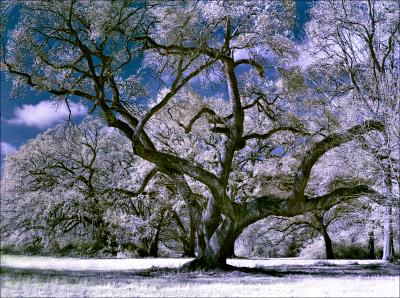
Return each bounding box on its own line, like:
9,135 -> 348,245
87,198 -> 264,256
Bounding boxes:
1,262 -> 399,282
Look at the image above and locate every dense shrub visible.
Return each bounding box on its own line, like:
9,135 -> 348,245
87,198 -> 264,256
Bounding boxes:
333,243 -> 379,259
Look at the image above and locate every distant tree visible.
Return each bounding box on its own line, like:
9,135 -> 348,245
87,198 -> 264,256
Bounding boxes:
262,199 -> 374,259
1,118 -> 121,253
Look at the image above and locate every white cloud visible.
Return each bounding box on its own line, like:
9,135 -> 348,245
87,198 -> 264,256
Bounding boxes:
7,101 -> 88,129
1,142 -> 17,157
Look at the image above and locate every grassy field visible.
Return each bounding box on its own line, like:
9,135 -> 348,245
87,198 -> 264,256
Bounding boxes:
1,255 -> 399,297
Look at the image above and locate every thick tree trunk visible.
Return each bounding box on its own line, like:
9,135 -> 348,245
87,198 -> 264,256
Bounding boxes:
181,219 -> 196,257
149,210 -> 165,257
368,230 -> 376,259
390,224 -> 395,260
322,228 -> 334,259
183,217 -> 238,270
382,156 -> 395,262
182,243 -> 195,257
185,212 -> 196,257
397,201 -> 400,259
148,229 -> 160,257
170,209 -> 196,257
227,242 -> 236,258
382,205 -> 393,261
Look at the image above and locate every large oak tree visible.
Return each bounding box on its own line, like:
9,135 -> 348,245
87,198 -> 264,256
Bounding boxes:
1,0 -> 388,268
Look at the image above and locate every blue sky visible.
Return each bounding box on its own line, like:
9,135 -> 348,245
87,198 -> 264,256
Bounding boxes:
0,0 -> 313,161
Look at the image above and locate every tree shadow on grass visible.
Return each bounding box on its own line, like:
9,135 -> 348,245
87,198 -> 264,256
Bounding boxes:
1,262 -> 399,282
176,262 -> 400,278
248,262 -> 400,277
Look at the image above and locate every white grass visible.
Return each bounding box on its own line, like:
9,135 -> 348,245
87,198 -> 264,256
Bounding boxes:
1,255 -> 192,271
0,255 -> 385,271
1,255 -> 398,297
227,258 -> 386,267
1,273 -> 398,297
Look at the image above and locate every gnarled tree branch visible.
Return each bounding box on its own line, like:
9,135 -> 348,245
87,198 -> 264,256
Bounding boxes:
234,59 -> 265,77
242,126 -> 308,143
303,185 -> 379,212
291,120 -> 384,204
